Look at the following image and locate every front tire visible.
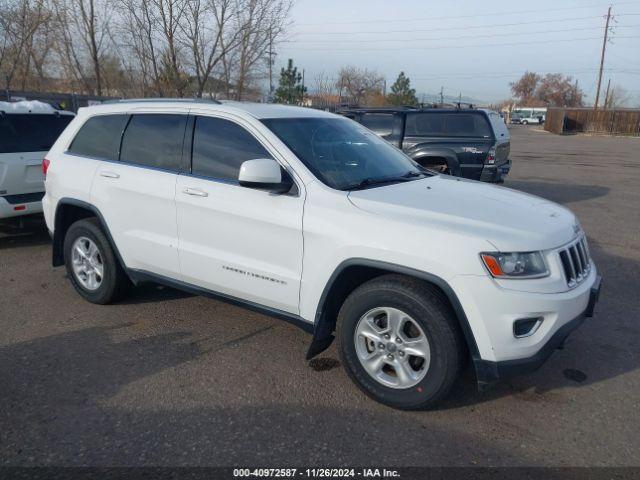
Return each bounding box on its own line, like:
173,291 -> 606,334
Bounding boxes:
63,218 -> 130,304
338,274 -> 464,410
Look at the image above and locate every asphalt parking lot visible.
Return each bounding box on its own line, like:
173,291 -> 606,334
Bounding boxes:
1,126 -> 639,467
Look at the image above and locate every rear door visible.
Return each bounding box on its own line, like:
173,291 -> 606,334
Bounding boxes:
88,112 -> 187,278
0,113 -> 73,200
175,113 -> 304,314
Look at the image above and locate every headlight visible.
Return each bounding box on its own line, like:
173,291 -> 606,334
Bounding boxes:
480,251 -> 549,279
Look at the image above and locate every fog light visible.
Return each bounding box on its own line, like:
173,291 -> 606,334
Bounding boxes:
513,317 -> 543,338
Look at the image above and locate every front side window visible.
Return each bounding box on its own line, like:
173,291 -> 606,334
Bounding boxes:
69,114 -> 129,160
263,117 -> 427,190
0,114 -> 73,154
191,116 -> 272,181
120,114 -> 187,171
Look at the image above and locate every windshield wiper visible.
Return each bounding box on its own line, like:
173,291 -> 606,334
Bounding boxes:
401,170 -> 426,178
345,171 -> 425,191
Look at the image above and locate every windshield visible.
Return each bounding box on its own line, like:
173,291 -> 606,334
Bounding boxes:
262,117 -> 427,190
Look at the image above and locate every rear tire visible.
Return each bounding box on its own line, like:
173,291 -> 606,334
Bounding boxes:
338,274 -> 464,410
418,158 -> 449,174
63,218 -> 130,304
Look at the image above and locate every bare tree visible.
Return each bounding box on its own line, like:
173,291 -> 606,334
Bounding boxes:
0,0 -> 50,89
180,0 -> 244,98
607,85 -> 631,108
336,65 -> 384,106
223,0 -> 291,100
0,0 -> 294,98
155,0 -> 188,96
52,0 -> 112,94
117,0 -> 165,96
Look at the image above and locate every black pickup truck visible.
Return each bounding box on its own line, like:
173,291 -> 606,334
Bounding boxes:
339,107 -> 511,183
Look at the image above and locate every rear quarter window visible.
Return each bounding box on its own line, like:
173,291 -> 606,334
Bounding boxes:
0,114 -> 73,153
68,114 -> 129,160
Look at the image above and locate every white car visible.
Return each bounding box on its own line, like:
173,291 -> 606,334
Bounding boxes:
42,100 -> 601,409
0,101 -> 74,220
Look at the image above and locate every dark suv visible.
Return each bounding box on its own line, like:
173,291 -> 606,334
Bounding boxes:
340,107 -> 511,183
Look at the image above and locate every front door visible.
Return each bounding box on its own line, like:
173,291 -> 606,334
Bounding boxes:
175,115 -> 304,314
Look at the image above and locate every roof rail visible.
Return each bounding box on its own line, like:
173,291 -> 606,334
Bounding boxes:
103,98 -> 222,105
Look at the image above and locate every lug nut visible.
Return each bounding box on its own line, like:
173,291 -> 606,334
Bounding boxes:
396,337 -> 402,344
384,334 -> 390,339
399,351 -> 405,357
387,354 -> 394,360
378,343 -> 385,349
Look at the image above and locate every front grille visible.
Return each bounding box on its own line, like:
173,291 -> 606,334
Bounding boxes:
558,236 -> 591,288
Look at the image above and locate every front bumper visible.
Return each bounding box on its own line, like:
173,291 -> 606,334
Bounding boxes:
480,159 -> 511,183
474,275 -> 602,387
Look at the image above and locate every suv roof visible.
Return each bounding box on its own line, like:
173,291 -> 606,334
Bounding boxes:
338,107 -> 487,115
0,100 -> 74,115
87,99 -> 335,120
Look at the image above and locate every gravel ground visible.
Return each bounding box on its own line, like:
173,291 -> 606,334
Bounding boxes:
1,126 -> 639,466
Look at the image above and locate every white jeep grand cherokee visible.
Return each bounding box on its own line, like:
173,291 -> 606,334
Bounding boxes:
43,100 -> 601,409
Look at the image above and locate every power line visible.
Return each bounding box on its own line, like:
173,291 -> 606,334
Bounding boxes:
282,35 -> 640,52
294,1 -> 640,26
284,25 -> 640,45
290,15 -> 603,36
411,68 -> 631,81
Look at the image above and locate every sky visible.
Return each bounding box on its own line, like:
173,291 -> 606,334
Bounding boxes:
276,0 -> 640,104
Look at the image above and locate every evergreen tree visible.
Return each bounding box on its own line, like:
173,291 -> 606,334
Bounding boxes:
387,71 -> 418,106
274,59 -> 306,105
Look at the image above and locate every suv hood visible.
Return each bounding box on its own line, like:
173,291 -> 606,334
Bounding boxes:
348,175 -> 577,252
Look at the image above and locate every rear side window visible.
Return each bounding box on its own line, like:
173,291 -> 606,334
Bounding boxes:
405,113 -> 445,136
0,114 -> 73,153
406,113 -> 491,138
191,116 -> 271,181
359,113 -> 394,136
120,114 -> 187,171
69,114 -> 129,160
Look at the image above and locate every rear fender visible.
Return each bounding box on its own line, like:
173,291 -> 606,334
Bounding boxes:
409,148 -> 461,176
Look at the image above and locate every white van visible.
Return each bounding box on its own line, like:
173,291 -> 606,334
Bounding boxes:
0,101 -> 74,219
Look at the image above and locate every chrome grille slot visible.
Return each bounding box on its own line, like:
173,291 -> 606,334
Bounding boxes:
559,236 -> 591,288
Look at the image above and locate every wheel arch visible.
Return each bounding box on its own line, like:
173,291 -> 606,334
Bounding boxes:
52,198 -> 129,280
308,259 -> 481,367
410,149 -> 461,176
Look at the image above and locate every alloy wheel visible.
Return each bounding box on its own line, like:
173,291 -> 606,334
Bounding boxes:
354,307 -> 431,389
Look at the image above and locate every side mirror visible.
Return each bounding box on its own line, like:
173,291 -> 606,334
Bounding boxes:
238,158 -> 292,193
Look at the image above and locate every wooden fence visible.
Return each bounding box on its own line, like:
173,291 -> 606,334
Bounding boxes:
545,107 -> 640,136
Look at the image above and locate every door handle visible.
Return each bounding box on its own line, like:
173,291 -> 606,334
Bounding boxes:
182,187 -> 208,197
100,171 -> 120,179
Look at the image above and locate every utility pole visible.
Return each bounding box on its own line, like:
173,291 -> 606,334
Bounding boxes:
603,78 -> 611,109
268,28 -> 274,101
440,86 -> 444,106
594,6 -> 612,110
